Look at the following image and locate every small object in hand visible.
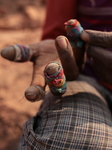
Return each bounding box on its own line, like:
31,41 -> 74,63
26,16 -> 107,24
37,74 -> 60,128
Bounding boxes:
44,61 -> 67,95
64,19 -> 84,48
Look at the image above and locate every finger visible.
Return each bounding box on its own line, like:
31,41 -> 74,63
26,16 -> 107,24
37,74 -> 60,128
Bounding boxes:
25,40 -> 59,102
1,44 -> 33,62
69,37 -> 85,71
30,40 -> 59,86
25,85 -> 45,102
25,60 -> 47,102
0,43 -> 45,102
64,19 -> 85,71
1,44 -> 45,102
0,43 -> 46,102
55,36 -> 79,81
44,61 -> 67,95
87,45 -> 112,70
1,46 -> 16,61
81,30 -> 112,49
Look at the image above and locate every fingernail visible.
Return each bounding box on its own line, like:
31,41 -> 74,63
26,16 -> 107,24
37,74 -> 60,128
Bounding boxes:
25,85 -> 44,102
25,93 -> 37,100
1,46 -> 15,60
25,85 -> 38,100
56,36 -> 68,50
81,30 -> 90,42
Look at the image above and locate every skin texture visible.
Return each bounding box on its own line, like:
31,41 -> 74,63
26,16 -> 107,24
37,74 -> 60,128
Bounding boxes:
81,30 -> 112,84
1,29 -> 112,101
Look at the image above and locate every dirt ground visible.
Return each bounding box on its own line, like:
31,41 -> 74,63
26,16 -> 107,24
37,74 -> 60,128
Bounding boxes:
0,0 -> 46,149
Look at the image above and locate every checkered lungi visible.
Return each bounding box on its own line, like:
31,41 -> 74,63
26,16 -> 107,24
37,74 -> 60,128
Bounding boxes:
19,75 -> 112,150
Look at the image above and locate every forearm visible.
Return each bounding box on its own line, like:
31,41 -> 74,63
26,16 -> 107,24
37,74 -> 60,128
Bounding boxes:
41,0 -> 77,40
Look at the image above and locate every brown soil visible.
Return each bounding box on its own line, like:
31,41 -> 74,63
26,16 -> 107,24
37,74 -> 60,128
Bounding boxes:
0,0 -> 46,149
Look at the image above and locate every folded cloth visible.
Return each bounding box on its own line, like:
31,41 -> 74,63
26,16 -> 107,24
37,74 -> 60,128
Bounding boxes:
19,75 -> 112,150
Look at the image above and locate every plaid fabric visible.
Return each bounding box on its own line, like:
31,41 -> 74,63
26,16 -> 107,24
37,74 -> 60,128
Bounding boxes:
19,75 -> 112,150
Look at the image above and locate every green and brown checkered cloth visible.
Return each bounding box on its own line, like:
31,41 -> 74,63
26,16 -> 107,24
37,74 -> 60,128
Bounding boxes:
19,75 -> 112,150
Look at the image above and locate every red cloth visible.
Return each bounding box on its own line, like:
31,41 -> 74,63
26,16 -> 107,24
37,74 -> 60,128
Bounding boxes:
41,0 -> 77,39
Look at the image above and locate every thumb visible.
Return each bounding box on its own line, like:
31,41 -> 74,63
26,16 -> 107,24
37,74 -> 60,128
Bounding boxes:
81,30 -> 112,49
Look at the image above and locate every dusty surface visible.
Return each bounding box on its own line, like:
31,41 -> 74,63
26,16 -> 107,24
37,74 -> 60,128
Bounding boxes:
0,0 -> 46,149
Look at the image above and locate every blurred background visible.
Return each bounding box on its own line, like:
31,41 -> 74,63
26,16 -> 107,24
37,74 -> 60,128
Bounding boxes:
0,0 -> 46,149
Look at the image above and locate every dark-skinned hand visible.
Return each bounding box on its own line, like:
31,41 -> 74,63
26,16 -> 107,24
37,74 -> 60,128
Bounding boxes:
81,30 -> 112,84
1,29 -> 112,102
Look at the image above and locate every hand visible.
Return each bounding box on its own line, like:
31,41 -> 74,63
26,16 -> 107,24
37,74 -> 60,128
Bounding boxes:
1,37 -> 82,102
1,39 -> 59,101
81,30 -> 112,84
